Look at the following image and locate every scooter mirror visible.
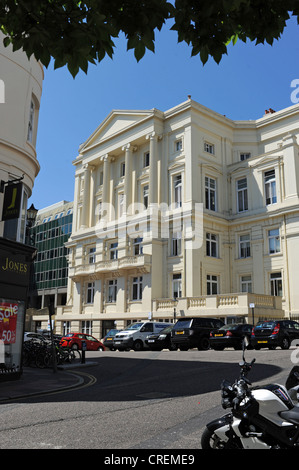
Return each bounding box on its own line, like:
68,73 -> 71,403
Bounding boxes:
242,336 -> 249,362
243,336 -> 249,350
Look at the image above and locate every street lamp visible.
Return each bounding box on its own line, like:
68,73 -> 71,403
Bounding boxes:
173,297 -> 177,322
26,203 -> 38,246
26,203 -> 38,226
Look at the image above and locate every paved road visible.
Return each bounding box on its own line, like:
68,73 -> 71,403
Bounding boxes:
0,346 -> 297,450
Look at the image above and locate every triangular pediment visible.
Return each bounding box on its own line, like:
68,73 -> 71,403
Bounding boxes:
81,109 -> 155,151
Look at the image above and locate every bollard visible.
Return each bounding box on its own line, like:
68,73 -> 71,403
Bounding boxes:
81,340 -> 86,364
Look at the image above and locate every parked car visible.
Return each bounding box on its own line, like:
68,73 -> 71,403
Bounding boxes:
24,332 -> 46,342
60,333 -> 105,351
113,321 -> 170,351
103,329 -> 122,351
251,320 -> 299,350
171,317 -> 224,350
210,323 -> 253,350
145,324 -> 177,351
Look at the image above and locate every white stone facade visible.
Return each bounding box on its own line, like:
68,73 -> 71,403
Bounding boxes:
56,98 -> 299,338
0,34 -> 43,241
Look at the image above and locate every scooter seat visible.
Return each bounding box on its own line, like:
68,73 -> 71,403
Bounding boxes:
280,407 -> 299,425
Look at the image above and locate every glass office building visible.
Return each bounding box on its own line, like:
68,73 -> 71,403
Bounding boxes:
28,201 -> 73,328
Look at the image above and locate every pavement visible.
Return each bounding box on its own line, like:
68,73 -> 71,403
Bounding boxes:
0,360 -> 98,402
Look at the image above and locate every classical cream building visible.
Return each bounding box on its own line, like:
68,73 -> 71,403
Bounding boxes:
0,34 -> 43,242
56,98 -> 299,338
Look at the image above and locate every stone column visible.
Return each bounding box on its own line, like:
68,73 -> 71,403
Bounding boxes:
72,174 -> 80,232
81,164 -> 92,228
100,154 -> 114,221
281,134 -> 299,200
122,143 -> 135,214
101,154 -> 111,204
147,132 -> 158,206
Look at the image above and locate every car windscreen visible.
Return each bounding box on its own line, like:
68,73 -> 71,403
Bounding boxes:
106,329 -> 119,336
126,323 -> 144,330
173,320 -> 193,329
160,325 -> 174,334
255,321 -> 276,329
219,324 -> 239,331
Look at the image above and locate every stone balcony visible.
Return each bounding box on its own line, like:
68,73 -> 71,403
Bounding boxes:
153,293 -> 284,322
69,253 -> 152,280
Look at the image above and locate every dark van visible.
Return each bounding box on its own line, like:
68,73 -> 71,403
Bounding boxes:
171,317 -> 224,350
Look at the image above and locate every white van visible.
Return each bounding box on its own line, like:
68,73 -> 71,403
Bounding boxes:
113,322 -> 170,351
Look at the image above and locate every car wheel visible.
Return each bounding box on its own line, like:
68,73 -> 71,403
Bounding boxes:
97,346 -> 104,351
71,343 -> 79,351
169,344 -> 178,351
281,338 -> 290,350
198,337 -> 210,351
133,340 -> 143,351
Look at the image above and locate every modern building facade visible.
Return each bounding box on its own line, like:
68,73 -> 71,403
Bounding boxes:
27,201 -> 73,332
56,98 -> 299,339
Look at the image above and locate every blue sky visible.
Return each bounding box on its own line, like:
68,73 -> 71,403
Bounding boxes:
32,16 -> 299,210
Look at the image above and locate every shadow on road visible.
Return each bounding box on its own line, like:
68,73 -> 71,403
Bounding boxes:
23,352 -> 283,404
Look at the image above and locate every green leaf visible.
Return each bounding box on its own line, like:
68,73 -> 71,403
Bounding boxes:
134,41 -> 146,62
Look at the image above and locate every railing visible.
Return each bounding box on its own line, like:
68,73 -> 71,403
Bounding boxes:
69,254 -> 151,278
154,293 -> 283,317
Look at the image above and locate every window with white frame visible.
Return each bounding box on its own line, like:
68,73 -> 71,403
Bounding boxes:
81,321 -> 93,334
264,169 -> 277,205
107,279 -> 117,302
172,273 -> 182,298
205,176 -> 216,211
144,151 -> 150,168
270,272 -> 282,296
143,184 -> 149,209
86,282 -> 95,304
133,237 -> 143,255
120,162 -> 125,177
241,275 -> 252,293
268,228 -> 280,254
173,174 -> 182,208
239,234 -> 251,258
63,321 -> 71,336
206,232 -> 218,257
204,142 -> 215,155
88,247 -> 96,264
171,231 -> 182,256
175,139 -> 183,152
27,100 -> 35,143
207,274 -> 219,295
240,153 -> 251,161
237,178 -> 248,212
132,276 -> 143,300
109,242 -> 118,260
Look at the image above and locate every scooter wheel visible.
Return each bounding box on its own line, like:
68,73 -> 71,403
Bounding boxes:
201,428 -> 226,449
201,428 -> 242,449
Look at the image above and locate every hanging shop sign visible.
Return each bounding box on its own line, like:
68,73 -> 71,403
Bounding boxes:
2,182 -> 23,221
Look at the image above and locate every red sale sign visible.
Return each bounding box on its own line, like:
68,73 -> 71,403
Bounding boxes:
0,302 -> 18,344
